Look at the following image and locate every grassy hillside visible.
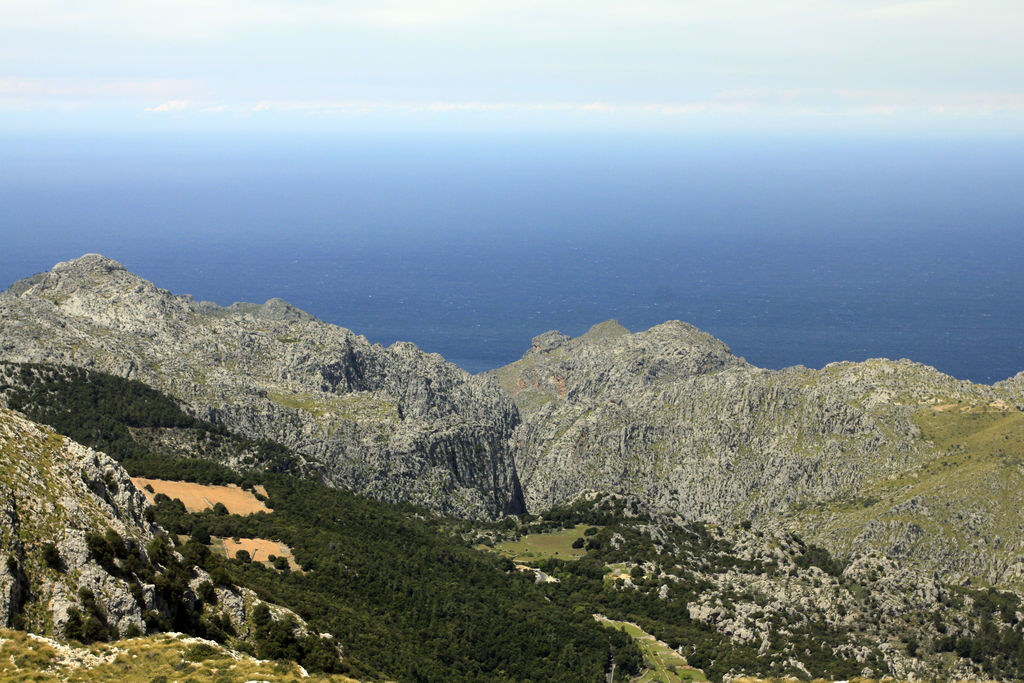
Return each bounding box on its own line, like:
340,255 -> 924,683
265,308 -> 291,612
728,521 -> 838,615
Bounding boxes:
793,396 -> 1024,588
0,629 -> 360,682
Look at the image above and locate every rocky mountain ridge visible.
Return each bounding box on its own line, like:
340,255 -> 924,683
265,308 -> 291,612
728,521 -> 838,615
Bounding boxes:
0,254 -> 523,519
2,327 -> 1023,680
491,320 -> 1024,587
4,255 -> 1024,590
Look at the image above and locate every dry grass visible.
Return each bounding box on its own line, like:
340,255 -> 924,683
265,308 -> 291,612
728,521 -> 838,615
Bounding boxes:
131,478 -> 270,515
0,629 -> 360,682
218,536 -> 300,570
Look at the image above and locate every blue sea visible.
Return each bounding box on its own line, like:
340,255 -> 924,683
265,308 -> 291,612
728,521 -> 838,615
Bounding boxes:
1,132 -> 1022,383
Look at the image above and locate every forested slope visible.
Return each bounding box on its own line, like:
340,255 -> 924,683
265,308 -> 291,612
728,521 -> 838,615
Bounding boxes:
0,361 -> 639,682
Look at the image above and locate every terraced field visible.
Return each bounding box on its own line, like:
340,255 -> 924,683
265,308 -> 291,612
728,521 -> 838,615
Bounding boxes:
595,615 -> 706,683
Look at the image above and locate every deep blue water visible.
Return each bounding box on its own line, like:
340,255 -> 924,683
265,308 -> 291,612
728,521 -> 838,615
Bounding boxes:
1,132 -> 1022,383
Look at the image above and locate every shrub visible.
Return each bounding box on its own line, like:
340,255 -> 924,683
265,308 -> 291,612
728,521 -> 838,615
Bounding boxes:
85,531 -> 114,569
191,524 -> 211,545
41,543 -> 62,570
185,642 -> 219,661
209,565 -> 232,587
104,529 -> 129,559
146,534 -> 173,566
198,580 -> 217,604
63,607 -> 84,642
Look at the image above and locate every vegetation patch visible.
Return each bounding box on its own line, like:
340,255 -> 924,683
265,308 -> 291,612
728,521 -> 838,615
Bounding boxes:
494,524 -> 593,563
0,361 -> 301,478
266,390 -> 399,424
914,404 -> 1024,463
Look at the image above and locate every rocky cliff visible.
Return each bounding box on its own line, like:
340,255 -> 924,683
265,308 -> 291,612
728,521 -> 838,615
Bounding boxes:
0,254 -> 523,519
491,321 -> 1024,586
0,405 -> 155,636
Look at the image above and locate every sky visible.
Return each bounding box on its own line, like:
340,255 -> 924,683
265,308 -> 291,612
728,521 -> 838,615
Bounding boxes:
2,0 -> 1023,135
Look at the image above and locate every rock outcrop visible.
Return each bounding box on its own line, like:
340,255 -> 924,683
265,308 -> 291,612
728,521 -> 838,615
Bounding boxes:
0,254 -> 523,519
513,492 -> 998,682
491,321 -> 1024,585
0,404 -> 156,636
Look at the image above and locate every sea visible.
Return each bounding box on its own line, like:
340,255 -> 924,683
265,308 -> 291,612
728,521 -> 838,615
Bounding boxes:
1,131 -> 1022,384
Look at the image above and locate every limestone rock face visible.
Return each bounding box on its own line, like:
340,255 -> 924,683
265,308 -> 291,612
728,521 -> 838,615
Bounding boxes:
996,370 -> 1024,406
0,254 -> 523,519
0,406 -> 157,636
492,321 -> 1024,585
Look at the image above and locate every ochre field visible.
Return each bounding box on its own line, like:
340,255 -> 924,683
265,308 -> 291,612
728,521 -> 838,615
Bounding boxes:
131,478 -> 270,515
219,536 -> 299,570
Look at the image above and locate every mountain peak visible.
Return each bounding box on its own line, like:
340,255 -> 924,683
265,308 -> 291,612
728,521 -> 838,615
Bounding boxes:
2,253 -> 141,300
580,319 -> 630,343
51,253 -> 127,275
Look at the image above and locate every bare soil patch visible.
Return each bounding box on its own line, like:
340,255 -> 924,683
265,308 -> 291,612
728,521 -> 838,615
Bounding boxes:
131,478 -> 271,515
218,537 -> 300,570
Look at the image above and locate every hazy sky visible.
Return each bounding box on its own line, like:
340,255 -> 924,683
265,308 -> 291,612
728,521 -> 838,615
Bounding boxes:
2,0 -> 1023,134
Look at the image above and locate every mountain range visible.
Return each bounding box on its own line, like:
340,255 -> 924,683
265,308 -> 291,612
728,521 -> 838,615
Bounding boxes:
4,254 -> 1023,585
2,253 -> 1024,681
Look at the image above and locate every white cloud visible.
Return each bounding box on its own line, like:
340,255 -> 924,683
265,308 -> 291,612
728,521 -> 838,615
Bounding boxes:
5,80 -> 1022,124
145,94 -> 1024,119
3,0 -> 1022,136
864,0 -> 968,19
0,77 -> 194,99
144,99 -> 190,112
